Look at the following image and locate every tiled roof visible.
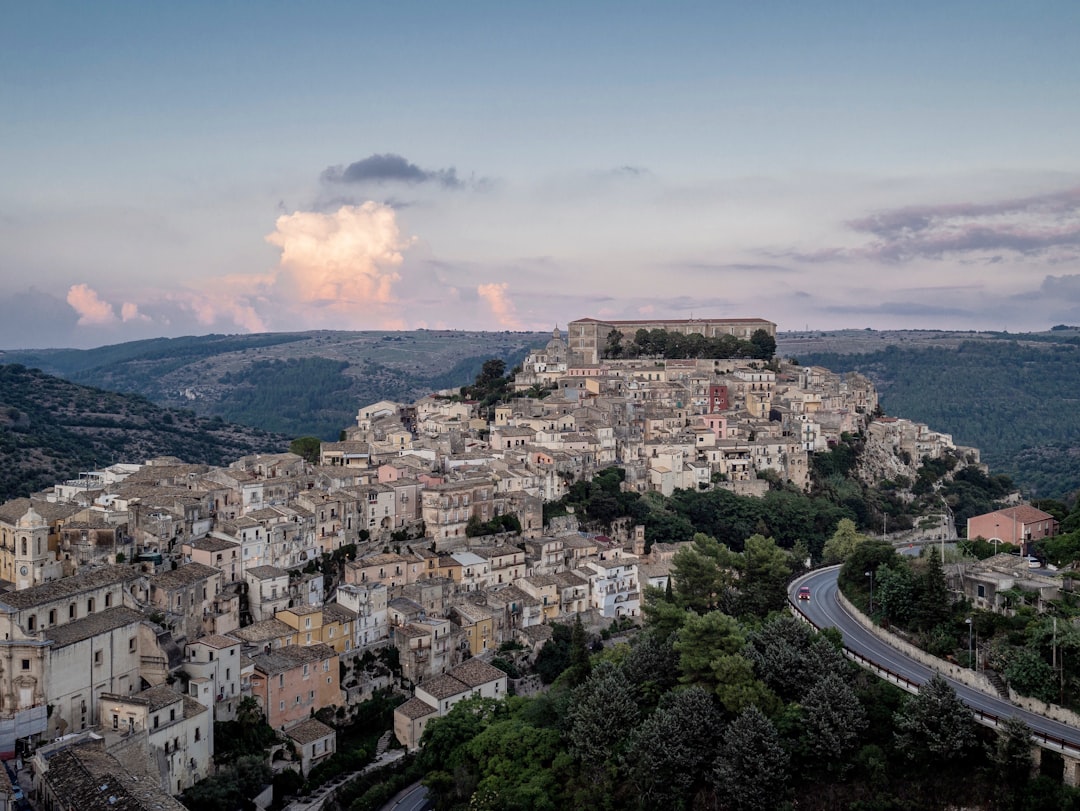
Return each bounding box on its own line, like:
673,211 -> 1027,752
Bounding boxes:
286,718 -> 336,744
0,566 -> 137,610
231,618 -> 293,643
396,696 -> 439,720
190,634 -> 240,650
418,673 -> 468,700
252,643 -> 336,675
43,744 -> 187,811
149,562 -> 218,589
46,606 -> 144,647
246,565 -> 288,579
447,658 -> 505,688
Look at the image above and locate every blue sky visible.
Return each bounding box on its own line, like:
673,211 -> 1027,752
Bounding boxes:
2,1 -> 1079,348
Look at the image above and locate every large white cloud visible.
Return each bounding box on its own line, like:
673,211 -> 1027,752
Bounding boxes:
266,203 -> 411,315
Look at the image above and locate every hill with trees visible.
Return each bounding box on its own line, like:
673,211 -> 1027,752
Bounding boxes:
0,329 -> 547,441
785,328 -> 1080,500
0,364 -> 287,501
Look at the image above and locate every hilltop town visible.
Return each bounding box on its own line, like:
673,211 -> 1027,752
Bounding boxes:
0,317 -> 977,806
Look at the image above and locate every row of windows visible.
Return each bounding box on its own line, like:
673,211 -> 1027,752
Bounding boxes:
26,593 -> 116,631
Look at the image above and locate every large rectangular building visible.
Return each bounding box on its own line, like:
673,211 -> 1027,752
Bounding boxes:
567,317 -> 777,366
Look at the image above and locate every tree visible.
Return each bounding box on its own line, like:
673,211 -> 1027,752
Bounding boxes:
603,329 -> 624,358
289,436 -> 321,464
674,611 -> 745,688
566,664 -> 640,775
622,686 -> 722,809
822,517 -> 866,564
798,672 -> 867,777
568,614 -> 592,686
915,554 -> 952,632
738,534 -> 792,617
750,328 -> 777,360
712,705 -> 789,811
894,674 -> 980,767
670,533 -> 737,614
875,561 -> 918,625
993,716 -> 1034,799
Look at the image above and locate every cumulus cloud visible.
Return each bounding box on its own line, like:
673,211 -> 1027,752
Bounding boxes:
169,290 -> 268,333
321,153 -> 464,189
266,203 -> 411,315
66,284 -> 117,326
477,282 -> 522,329
120,302 -> 150,322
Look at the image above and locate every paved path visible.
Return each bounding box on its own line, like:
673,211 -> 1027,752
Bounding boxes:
283,748 -> 405,811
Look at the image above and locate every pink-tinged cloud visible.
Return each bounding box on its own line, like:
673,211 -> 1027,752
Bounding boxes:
168,291 -> 268,333
66,284 -> 117,326
266,203 -> 410,313
121,302 -> 149,322
477,282 -> 522,329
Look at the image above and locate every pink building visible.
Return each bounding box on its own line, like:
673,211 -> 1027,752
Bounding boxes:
967,505 -> 1059,552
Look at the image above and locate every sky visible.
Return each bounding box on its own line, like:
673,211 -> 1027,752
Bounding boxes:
2,1 -> 1080,349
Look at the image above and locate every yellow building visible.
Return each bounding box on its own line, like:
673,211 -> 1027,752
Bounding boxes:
276,604 -> 359,654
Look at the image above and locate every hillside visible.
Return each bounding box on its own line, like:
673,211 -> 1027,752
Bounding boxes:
782,328 -> 1080,500
0,364 -> 288,502
0,330 -> 548,440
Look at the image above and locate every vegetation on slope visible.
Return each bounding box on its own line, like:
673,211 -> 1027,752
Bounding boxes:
1,330 -> 544,441
796,338 -> 1080,499
0,364 -> 286,501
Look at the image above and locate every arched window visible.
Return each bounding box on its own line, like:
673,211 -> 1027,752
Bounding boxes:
20,537 -> 27,556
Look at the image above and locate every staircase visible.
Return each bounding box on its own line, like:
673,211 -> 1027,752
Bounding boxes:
375,730 -> 394,757
984,669 -> 1011,700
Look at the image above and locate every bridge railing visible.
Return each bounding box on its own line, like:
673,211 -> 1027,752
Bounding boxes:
787,583 -> 1080,757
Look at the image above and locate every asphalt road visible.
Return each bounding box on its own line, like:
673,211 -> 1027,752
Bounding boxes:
386,783 -> 430,811
789,567 -> 1080,755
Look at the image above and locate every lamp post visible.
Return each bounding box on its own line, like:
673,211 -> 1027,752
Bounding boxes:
865,570 -> 874,614
966,617 -> 973,669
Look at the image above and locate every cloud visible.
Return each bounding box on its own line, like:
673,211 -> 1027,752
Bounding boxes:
121,302 -> 149,322
847,186 -> 1080,263
321,153 -> 464,189
266,203 -> 412,323
477,282 -> 522,329
66,284 -> 117,326
1039,274 -> 1080,303
677,261 -> 795,275
821,300 -> 977,318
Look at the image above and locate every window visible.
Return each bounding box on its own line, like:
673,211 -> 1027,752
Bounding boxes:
48,609 -> 56,625
94,650 -> 103,666
195,727 -> 201,742
105,593 -> 112,607
309,690 -> 314,701
21,659 -> 29,671
87,598 -> 95,613
279,701 -> 285,711
170,708 -> 176,721
154,715 -> 160,729
69,603 -> 76,618
303,664 -> 309,676
27,615 -> 36,631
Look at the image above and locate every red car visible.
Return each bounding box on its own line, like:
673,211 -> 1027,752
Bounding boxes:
797,586 -> 811,601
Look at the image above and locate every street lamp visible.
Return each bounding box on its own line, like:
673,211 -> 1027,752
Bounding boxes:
966,617 -> 973,669
865,570 -> 874,614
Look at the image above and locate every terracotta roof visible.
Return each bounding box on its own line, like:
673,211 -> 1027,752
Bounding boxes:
150,562 -> 218,590
252,643 -> 336,675
447,658 -> 505,688
396,696 -> 439,720
286,718 -> 335,744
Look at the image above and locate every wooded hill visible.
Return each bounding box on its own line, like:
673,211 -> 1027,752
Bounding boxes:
787,328 -> 1080,500
0,330 -> 546,441
0,364 -> 287,501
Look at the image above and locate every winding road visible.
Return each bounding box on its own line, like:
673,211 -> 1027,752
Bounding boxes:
789,566 -> 1080,757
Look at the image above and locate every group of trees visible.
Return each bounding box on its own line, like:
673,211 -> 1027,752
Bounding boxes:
602,327 -> 776,361
798,337 -> 1080,499
417,520 -> 1062,810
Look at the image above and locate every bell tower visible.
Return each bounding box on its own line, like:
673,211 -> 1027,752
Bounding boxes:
14,506 -> 50,590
